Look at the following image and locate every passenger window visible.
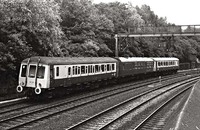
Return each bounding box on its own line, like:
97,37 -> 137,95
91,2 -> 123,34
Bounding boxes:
29,65 -> 36,78
68,67 -> 71,75
112,64 -> 115,70
99,65 -> 101,72
81,66 -> 85,74
21,65 -> 27,77
85,66 -> 88,74
88,65 -> 91,73
78,66 -> 80,74
95,65 -> 98,72
73,66 -> 75,75
107,64 -> 110,71
93,65 -> 95,73
56,67 -> 59,77
75,66 -> 78,75
101,65 -> 105,72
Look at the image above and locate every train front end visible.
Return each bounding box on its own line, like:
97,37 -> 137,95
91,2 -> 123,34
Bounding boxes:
16,57 -> 50,95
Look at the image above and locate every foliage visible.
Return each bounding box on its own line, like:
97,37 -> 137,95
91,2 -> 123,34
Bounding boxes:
0,0 -> 63,84
60,0 -> 114,56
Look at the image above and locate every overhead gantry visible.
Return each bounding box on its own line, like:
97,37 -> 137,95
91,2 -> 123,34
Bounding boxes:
115,25 -> 200,57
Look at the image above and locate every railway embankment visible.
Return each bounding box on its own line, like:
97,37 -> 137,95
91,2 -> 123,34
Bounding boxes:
164,79 -> 200,130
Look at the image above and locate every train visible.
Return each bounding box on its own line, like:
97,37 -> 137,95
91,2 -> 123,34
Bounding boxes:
16,57 -> 179,96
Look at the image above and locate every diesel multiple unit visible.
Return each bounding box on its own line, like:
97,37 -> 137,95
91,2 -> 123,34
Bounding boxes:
16,57 -> 179,95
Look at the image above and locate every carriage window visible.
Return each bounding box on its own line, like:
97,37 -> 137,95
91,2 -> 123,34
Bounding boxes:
107,64 -> 110,71
37,66 -> 45,79
112,64 -> 115,70
88,65 -> 91,73
56,67 -> 59,76
93,65 -> 95,73
81,66 -> 85,74
73,66 -> 75,75
21,65 -> 27,77
85,66 -> 88,74
29,65 -> 36,78
95,65 -> 99,72
75,66 -> 78,75
101,65 -> 105,72
78,66 -> 80,74
68,67 -> 71,75
99,65 -> 101,72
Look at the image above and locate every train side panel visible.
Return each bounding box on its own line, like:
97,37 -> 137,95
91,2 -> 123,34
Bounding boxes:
50,62 -> 119,88
116,57 -> 154,77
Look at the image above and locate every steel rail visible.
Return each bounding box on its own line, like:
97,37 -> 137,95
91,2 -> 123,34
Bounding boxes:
66,77 -> 199,130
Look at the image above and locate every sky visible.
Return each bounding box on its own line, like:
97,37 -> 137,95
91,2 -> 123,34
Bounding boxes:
92,0 -> 200,25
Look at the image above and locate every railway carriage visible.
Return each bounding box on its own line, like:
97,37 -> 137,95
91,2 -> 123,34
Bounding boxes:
116,57 -> 154,77
152,57 -> 179,74
17,57 -> 118,95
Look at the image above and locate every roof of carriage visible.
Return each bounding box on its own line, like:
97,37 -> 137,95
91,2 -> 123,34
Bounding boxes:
117,57 -> 179,62
117,57 -> 154,62
152,57 -> 179,61
22,56 -> 118,65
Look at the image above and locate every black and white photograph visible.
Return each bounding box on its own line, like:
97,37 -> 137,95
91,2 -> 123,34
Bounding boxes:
0,0 -> 200,129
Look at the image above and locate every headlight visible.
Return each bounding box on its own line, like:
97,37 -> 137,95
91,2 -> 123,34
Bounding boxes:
20,82 -> 25,86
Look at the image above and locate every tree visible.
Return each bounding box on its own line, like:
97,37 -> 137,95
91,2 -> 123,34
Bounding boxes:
0,0 -> 64,87
60,0 -> 114,56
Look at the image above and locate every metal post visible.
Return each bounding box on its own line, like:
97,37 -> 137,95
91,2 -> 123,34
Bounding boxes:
115,34 -> 118,57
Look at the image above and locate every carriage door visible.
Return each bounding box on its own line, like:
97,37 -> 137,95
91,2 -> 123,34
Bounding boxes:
27,65 -> 37,88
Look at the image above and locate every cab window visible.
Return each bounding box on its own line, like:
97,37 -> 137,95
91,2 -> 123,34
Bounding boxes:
37,66 -> 45,79
21,65 -> 27,77
29,65 -> 36,78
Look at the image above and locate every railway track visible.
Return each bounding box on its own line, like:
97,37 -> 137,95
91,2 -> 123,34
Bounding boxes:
0,74 -> 198,130
133,84 -> 192,130
66,77 -> 198,130
0,73 -> 182,118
